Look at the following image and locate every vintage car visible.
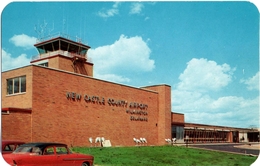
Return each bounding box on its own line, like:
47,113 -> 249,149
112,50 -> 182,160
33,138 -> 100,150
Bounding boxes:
3,142 -> 94,166
2,140 -> 25,154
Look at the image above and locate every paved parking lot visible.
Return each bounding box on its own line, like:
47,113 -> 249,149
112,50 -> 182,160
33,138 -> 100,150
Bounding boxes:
189,143 -> 259,156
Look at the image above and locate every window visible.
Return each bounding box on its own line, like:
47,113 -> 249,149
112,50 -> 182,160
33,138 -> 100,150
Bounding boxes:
172,126 -> 184,140
4,145 -> 14,151
39,62 -> 48,67
7,76 -> 26,95
56,146 -> 68,154
44,147 -> 54,155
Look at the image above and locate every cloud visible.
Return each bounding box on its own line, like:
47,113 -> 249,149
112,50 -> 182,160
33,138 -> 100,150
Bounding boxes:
1,49 -> 30,71
130,3 -> 144,14
112,2 -> 120,8
177,58 -> 235,92
172,58 -> 259,128
88,34 -> 154,83
98,2 -> 119,18
9,34 -> 37,50
145,17 -> 150,21
172,89 -> 212,112
185,96 -> 259,128
172,88 -> 259,128
240,71 -> 259,91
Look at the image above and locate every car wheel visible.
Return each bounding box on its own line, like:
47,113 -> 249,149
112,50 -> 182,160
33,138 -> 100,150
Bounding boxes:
82,163 -> 89,166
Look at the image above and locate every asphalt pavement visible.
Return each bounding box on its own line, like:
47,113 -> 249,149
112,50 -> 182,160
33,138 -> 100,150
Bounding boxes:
188,143 -> 259,156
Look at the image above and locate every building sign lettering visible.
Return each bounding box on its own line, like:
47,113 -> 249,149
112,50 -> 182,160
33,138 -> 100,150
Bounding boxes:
84,94 -> 105,105
129,102 -> 148,110
130,116 -> 148,121
66,92 -> 81,100
108,98 -> 127,107
66,91 -> 148,122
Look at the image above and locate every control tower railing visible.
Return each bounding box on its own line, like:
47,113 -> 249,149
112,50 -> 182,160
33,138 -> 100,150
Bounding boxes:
31,50 -> 88,62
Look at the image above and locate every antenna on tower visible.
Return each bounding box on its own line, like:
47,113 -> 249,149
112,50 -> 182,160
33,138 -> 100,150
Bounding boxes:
40,20 -> 48,38
34,20 -> 47,42
34,25 -> 40,41
48,21 -> 54,37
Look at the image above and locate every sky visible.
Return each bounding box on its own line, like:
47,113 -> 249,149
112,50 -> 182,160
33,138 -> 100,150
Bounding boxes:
1,1 -> 259,129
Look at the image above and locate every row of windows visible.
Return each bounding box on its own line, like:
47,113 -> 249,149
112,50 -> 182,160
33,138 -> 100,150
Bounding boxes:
6,62 -> 48,95
7,76 -> 26,95
172,126 -> 184,139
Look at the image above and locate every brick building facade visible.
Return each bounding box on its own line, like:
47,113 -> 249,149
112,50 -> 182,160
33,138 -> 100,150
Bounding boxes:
2,36 -> 258,147
1,36 -> 173,147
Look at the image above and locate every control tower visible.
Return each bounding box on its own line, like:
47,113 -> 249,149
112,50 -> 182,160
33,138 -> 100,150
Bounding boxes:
30,35 -> 93,76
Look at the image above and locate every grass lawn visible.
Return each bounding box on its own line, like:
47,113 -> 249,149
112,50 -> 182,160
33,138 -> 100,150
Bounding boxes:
72,145 -> 258,166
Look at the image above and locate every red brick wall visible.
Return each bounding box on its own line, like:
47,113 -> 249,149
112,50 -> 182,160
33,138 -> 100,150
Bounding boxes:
2,64 -> 171,147
1,67 -> 33,143
1,111 -> 32,142
48,56 -> 59,69
142,85 -> 172,145
171,113 -> 184,124
29,66 -> 165,147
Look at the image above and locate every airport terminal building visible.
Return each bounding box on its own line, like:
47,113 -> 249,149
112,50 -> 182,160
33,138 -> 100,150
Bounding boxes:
2,36 -> 259,147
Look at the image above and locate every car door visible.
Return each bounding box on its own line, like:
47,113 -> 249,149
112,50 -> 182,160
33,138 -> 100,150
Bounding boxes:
55,145 -> 77,166
16,147 -> 57,166
22,155 -> 56,166
33,146 -> 59,166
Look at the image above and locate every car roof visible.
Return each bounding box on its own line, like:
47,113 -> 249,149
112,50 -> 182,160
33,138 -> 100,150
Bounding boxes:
19,142 -> 67,148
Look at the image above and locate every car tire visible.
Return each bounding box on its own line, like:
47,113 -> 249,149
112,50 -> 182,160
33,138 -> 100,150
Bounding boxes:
82,163 -> 89,166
